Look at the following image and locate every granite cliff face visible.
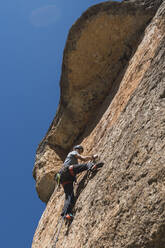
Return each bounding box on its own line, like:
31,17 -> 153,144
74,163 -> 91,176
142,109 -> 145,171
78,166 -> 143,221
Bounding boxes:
32,0 -> 165,247
33,0 -> 158,203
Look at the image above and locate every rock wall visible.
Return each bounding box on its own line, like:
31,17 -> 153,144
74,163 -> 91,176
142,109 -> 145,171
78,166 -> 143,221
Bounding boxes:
32,0 -> 165,247
123,0 -> 163,9
33,0 -> 157,203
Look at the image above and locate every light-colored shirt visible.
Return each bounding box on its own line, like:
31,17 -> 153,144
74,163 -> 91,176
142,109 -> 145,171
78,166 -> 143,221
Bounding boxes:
63,150 -> 79,166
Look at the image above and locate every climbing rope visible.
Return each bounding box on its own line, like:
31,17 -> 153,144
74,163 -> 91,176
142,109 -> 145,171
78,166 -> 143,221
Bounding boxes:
51,180 -> 63,248
52,216 -> 65,248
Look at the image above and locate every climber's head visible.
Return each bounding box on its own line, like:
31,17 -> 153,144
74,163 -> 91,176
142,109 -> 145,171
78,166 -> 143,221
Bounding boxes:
73,145 -> 84,154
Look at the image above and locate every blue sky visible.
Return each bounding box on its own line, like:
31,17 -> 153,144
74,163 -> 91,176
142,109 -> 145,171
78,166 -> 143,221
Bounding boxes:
0,1 -> 120,247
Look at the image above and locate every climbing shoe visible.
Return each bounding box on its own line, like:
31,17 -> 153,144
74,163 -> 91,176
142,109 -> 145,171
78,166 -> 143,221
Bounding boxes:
65,213 -> 74,220
91,162 -> 104,171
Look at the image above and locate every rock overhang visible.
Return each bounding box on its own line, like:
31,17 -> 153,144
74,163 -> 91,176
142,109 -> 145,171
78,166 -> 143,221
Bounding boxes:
33,1 -> 157,202
49,2 -> 156,149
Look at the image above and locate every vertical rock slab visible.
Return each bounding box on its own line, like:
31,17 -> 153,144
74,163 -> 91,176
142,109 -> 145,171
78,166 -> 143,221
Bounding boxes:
59,2 -> 165,247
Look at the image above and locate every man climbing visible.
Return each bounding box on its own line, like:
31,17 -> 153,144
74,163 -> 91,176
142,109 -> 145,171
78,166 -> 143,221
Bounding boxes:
56,145 -> 103,220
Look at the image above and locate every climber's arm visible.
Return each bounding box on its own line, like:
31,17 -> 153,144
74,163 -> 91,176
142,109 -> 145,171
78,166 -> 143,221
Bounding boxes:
75,153 -> 98,162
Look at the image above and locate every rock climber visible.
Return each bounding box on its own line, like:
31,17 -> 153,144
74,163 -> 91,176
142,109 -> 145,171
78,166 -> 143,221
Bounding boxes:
56,145 -> 102,220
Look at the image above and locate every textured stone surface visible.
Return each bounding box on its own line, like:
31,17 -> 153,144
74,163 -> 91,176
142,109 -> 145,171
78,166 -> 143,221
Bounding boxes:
123,0 -> 163,8
32,1 -> 165,248
33,1 -> 156,203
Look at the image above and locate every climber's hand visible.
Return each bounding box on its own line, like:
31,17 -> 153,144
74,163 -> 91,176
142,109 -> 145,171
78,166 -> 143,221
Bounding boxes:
93,154 -> 98,160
